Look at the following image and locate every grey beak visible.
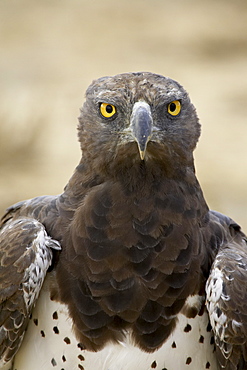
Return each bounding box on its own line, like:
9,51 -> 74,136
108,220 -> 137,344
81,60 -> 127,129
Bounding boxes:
130,101 -> 153,160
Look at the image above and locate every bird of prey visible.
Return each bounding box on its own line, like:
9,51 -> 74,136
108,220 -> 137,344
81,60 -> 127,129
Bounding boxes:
0,72 -> 247,370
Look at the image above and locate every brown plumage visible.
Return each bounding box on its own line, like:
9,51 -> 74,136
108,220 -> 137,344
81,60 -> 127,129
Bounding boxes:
0,72 -> 247,370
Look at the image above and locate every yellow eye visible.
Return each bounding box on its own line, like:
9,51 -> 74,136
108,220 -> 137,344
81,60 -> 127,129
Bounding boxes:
167,100 -> 181,116
100,103 -> 116,118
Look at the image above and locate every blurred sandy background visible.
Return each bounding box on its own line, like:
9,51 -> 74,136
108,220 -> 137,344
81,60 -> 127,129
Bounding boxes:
0,0 -> 247,229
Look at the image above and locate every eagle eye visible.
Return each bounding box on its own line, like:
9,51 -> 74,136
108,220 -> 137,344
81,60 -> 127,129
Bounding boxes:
100,103 -> 117,118
167,100 -> 181,116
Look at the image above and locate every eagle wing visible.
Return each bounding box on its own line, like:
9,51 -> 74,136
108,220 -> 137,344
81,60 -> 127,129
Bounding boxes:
0,207 -> 60,366
206,213 -> 247,369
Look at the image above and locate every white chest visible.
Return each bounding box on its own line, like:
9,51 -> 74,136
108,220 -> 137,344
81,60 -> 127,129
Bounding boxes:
10,279 -> 219,370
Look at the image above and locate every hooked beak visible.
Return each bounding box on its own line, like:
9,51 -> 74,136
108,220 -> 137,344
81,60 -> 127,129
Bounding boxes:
130,101 -> 153,160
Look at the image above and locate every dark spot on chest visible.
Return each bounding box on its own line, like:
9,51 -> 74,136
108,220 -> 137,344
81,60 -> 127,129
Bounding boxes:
64,337 -> 71,344
33,318 -> 38,326
51,358 -> 57,367
53,326 -> 59,334
199,335 -> 204,343
77,342 -> 86,350
206,322 -> 212,332
186,357 -> 192,365
184,324 -> 192,332
52,311 -> 58,320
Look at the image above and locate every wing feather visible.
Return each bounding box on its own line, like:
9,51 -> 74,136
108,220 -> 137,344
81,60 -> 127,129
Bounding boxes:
0,217 -> 60,366
206,219 -> 247,369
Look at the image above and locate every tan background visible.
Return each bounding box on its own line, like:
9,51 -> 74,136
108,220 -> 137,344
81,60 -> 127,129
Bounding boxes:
0,0 -> 247,229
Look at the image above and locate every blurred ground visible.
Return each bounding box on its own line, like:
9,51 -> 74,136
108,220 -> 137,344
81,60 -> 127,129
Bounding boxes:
0,0 -> 247,229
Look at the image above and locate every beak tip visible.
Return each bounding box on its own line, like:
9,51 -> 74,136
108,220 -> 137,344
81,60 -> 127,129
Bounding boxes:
139,149 -> 146,161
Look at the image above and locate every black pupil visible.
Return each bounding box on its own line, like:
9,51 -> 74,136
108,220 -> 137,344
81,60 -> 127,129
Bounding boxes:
169,102 -> 176,112
106,105 -> 113,114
